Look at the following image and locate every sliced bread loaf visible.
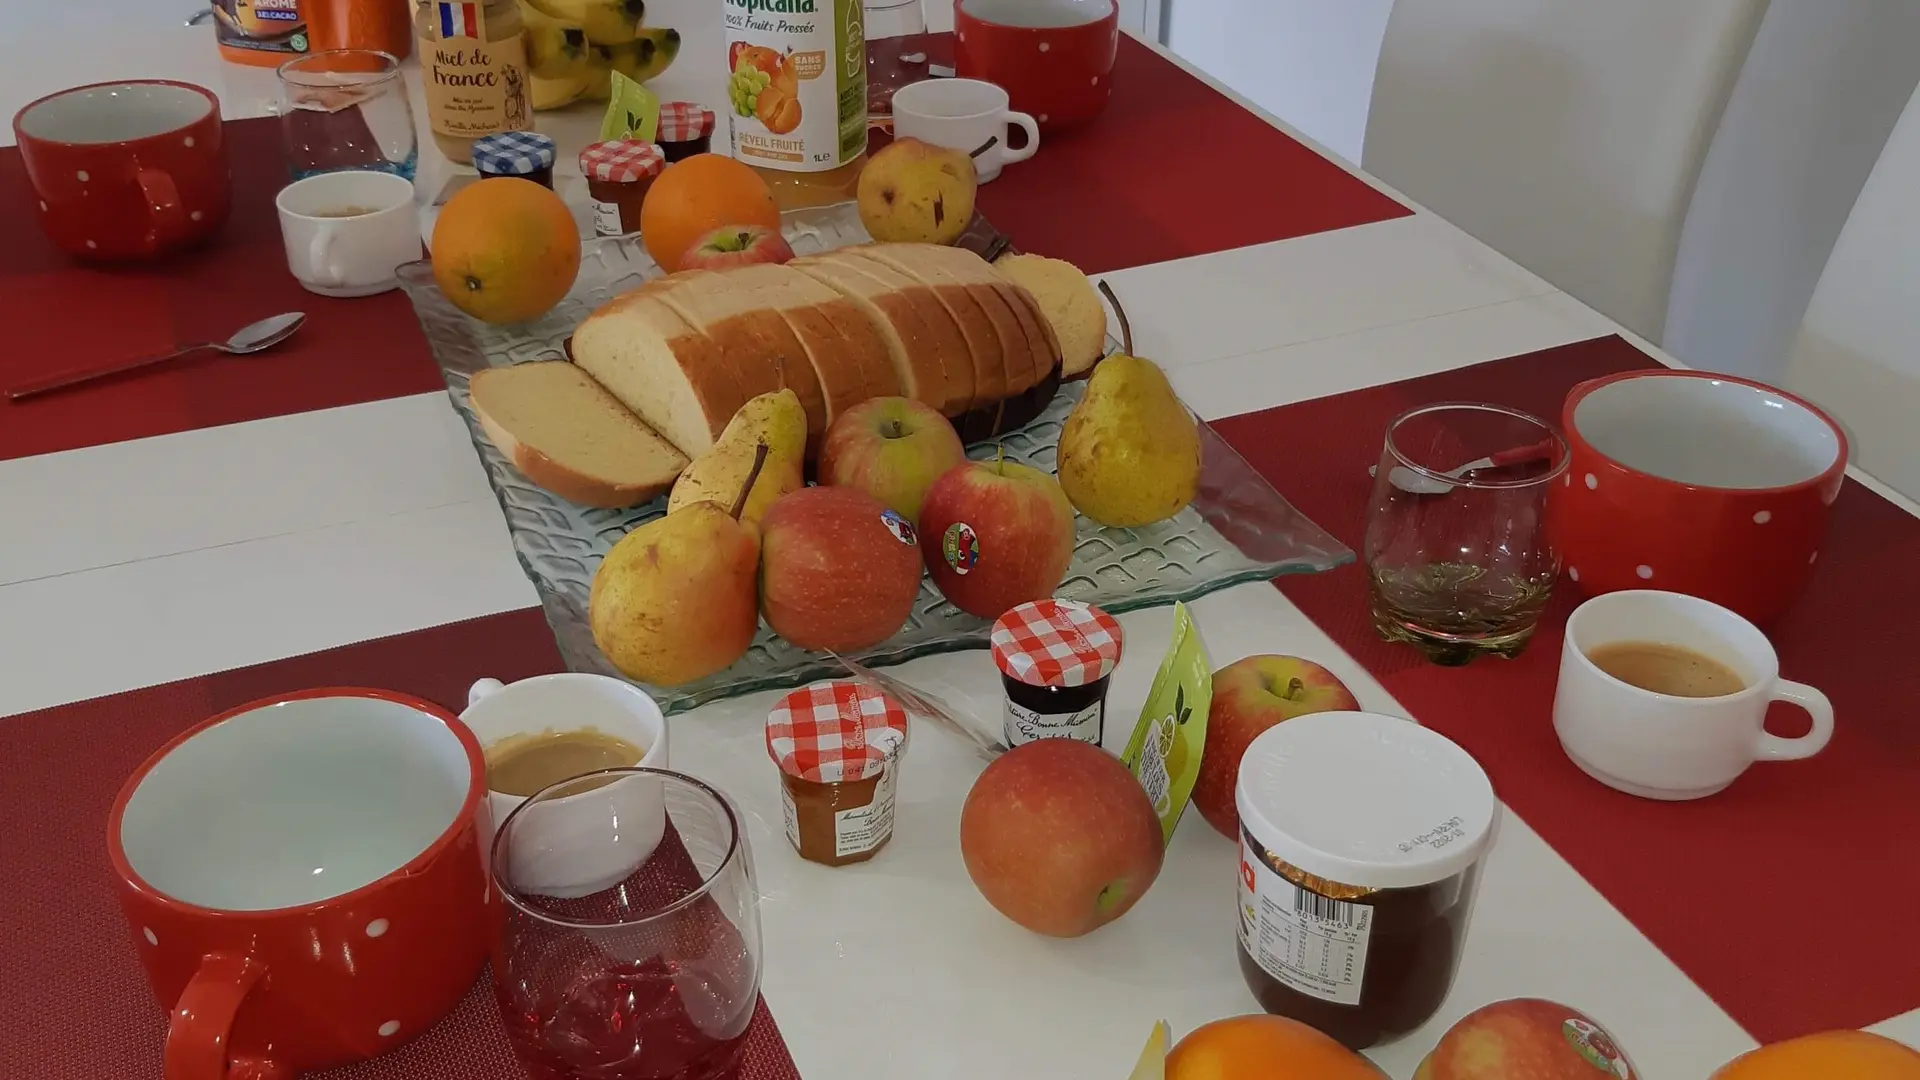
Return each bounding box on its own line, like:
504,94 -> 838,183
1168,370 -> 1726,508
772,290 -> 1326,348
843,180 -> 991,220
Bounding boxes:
861,243 -> 1054,399
470,360 -> 688,509
844,244 -> 1010,409
644,268 -> 833,439
789,251 -> 966,414
716,263 -> 903,417
993,253 -> 1107,378
571,291 -> 745,457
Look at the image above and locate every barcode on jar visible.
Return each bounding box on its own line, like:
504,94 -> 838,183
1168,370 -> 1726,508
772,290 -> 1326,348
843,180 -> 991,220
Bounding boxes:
1293,888 -> 1361,926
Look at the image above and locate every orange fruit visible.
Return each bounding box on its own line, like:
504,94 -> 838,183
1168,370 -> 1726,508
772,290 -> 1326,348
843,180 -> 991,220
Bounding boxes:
1713,1031 -> 1920,1080
431,177 -> 580,325
1167,1015 -> 1385,1080
639,153 -> 782,273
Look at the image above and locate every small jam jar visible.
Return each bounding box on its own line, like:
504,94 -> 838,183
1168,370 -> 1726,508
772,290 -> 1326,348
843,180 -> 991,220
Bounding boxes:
1235,711 -> 1496,1050
765,680 -> 909,867
656,101 -> 717,162
990,599 -> 1124,748
578,139 -> 665,238
470,131 -> 557,189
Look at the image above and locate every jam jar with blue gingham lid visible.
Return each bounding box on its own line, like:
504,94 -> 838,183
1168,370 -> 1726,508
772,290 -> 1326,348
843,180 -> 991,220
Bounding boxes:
470,131 -> 557,189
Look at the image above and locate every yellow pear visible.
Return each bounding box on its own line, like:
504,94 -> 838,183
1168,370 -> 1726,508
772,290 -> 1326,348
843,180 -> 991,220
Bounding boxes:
857,137 -> 981,246
1056,283 -> 1202,528
591,446 -> 768,686
668,388 -> 805,525
1127,1020 -> 1170,1080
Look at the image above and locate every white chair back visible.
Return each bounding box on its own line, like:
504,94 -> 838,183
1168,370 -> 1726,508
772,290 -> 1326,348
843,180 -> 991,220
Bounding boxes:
1363,0 -> 1766,341
1784,83 -> 1920,502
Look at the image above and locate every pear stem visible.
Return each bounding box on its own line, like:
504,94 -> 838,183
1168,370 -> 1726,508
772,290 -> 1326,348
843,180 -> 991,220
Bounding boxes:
730,442 -> 770,521
970,136 -> 999,159
1098,279 -> 1133,356
772,355 -> 787,391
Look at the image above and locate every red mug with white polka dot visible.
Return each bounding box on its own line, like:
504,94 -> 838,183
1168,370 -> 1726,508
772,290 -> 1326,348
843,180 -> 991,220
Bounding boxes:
1552,370 -> 1848,626
12,80 -> 232,262
107,688 -> 492,1078
954,0 -> 1120,130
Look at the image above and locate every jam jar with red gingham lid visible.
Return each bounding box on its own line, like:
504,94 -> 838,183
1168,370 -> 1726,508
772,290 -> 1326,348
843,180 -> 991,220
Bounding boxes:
765,680 -> 909,867
656,101 -> 716,162
990,599 -> 1125,749
578,139 -> 665,238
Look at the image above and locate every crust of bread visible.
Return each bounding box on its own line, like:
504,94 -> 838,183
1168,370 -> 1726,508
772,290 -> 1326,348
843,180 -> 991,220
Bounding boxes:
990,279 -> 1060,393
570,291 -> 743,456
469,362 -> 687,508
646,270 -> 832,439
848,244 -> 1009,410
790,252 -> 960,412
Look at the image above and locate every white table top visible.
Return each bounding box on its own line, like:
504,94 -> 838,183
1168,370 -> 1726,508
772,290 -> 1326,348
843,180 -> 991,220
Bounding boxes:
5,11 -> 1919,1078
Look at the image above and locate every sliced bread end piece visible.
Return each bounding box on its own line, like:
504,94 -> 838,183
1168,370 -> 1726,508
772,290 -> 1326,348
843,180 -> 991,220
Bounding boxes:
470,360 -> 688,509
992,253 -> 1108,378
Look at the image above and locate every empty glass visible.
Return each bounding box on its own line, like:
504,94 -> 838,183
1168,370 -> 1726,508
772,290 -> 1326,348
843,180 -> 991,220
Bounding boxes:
1363,402 -> 1569,665
276,49 -> 419,181
492,769 -> 763,1080
866,0 -> 930,122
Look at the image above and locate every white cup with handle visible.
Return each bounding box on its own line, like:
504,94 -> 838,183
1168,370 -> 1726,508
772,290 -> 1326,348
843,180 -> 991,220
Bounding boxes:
891,77 -> 1040,183
274,169 -> 420,297
1553,589 -> 1835,800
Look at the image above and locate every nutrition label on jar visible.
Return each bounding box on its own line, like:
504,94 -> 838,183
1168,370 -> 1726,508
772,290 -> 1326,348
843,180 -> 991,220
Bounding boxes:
1238,834 -> 1374,1005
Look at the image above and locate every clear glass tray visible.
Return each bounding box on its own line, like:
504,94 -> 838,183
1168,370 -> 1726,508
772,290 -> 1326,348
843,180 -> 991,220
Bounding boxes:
397,204 -> 1352,714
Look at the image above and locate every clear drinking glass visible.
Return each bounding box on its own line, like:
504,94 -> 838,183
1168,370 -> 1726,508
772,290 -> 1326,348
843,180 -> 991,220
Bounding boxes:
276,49 -> 419,181
492,769 -> 763,1080
1363,402 -> 1570,665
866,0 -> 930,122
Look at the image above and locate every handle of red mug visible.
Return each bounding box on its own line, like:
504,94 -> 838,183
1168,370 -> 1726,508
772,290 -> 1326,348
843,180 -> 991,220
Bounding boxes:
1754,680 -> 1835,761
165,953 -> 286,1080
137,167 -> 188,255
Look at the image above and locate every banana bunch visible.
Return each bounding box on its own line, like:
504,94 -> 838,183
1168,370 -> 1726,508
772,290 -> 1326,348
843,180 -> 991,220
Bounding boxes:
520,0 -> 681,110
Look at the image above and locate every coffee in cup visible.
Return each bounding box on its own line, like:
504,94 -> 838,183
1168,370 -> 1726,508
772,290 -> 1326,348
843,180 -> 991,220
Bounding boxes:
484,728 -> 647,796
1584,640 -> 1745,698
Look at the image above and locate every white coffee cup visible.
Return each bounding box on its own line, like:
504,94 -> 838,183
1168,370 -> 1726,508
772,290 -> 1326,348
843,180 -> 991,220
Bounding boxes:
461,674 -> 668,897
891,78 -> 1040,183
1553,590 -> 1835,800
275,170 -> 420,297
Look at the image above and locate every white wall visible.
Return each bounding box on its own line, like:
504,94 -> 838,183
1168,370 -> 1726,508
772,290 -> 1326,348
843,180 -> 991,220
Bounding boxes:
1165,0 -> 1394,163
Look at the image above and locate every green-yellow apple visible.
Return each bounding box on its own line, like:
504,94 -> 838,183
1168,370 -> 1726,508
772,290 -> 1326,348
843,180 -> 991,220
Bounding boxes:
960,738 -> 1163,937
1192,654 -> 1360,838
678,224 -> 795,271
817,397 -> 967,524
760,486 -> 923,652
918,459 -> 1076,620
1415,999 -> 1636,1080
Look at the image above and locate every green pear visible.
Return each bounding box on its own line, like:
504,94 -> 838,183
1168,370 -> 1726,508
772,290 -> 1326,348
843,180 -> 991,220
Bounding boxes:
1056,284 -> 1201,528
668,387 -> 806,526
591,446 -> 768,686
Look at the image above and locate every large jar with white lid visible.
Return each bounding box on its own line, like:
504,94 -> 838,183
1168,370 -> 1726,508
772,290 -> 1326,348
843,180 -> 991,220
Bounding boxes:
1234,711 -> 1496,1050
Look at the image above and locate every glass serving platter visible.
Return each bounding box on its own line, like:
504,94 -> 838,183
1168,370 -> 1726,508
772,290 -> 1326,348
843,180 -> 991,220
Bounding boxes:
397,204 -> 1352,714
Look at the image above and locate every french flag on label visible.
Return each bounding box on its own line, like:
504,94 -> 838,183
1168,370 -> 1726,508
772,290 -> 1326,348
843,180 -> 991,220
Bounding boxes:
437,1 -> 481,39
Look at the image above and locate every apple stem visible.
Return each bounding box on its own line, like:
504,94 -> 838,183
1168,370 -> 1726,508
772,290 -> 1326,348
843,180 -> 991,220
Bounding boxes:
970,136 -> 999,160
886,419 -> 906,439
730,442 -> 769,521
1097,279 -> 1133,356
1286,677 -> 1304,700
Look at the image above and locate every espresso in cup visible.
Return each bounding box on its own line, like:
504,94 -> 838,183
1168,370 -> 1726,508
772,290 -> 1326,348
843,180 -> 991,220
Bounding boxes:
484,728 -> 647,796
1585,640 -> 1745,699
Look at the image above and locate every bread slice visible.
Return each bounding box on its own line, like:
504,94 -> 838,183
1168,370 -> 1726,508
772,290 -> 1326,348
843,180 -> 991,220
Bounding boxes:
995,279 -> 1063,389
571,290 -> 745,457
993,253 -> 1107,378
644,269 -> 832,440
714,263 -> 903,415
469,360 -> 688,509
789,251 -> 964,413
843,244 -> 1009,411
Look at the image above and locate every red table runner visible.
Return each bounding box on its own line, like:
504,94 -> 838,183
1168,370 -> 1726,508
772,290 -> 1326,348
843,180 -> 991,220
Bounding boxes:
0,607 -> 803,1080
0,34 -> 1404,461
1210,336 -> 1920,1043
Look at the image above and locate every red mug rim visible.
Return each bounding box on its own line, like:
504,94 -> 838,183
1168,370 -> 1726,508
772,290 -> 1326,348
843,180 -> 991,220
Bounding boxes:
956,0 -> 1118,30
106,686 -> 487,919
12,79 -> 219,149
1562,369 -> 1849,497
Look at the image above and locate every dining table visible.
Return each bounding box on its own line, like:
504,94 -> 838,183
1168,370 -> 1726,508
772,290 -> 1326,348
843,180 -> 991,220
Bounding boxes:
4,4 -> 1920,1079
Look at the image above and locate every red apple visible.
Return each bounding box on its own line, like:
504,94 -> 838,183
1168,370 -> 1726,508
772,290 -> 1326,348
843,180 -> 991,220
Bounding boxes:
960,738 -> 1164,937
918,459 -> 1076,620
1415,999 -> 1636,1080
678,224 -> 795,271
818,397 -> 967,523
759,486 -> 923,652
1192,654 -> 1361,839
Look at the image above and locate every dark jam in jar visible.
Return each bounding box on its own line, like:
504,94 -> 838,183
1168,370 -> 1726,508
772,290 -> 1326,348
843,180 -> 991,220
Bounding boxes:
989,599 -> 1125,748
1237,837 -> 1478,1050
999,672 -> 1111,746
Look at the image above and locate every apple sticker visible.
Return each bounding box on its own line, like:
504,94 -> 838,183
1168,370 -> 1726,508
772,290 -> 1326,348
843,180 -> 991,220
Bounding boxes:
1562,1017 -> 1632,1078
880,509 -> 917,547
943,522 -> 979,575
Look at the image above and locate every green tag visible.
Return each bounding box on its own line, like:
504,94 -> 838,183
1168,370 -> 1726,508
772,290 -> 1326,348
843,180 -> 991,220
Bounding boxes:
600,70 -> 660,143
1121,603 -> 1211,847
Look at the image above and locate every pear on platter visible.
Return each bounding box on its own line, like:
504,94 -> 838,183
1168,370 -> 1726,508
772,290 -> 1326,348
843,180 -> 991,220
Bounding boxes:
668,387 -> 805,526
857,137 -> 995,246
591,445 -> 768,686
1056,282 -> 1202,528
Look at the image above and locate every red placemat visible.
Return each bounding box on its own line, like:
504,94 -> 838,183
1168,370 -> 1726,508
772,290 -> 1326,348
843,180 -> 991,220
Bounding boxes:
1209,336 -> 1920,1043
0,607 -> 804,1080
0,117 -> 443,463
971,35 -> 1410,274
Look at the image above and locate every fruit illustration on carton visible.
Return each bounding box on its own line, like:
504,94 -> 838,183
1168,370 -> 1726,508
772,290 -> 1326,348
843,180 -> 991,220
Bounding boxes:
729,45 -> 800,134
519,0 -> 679,110
1121,602 -> 1211,845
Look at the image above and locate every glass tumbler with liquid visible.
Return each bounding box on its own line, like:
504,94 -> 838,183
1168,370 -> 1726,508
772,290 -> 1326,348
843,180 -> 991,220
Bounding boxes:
1363,402 -> 1569,664
276,48 -> 419,180
865,0 -> 929,123
492,769 -> 763,1080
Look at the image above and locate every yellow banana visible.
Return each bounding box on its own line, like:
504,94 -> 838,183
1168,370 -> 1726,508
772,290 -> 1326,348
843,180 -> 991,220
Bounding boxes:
521,7 -> 593,81
580,29 -> 679,101
521,0 -> 646,47
530,71 -> 592,111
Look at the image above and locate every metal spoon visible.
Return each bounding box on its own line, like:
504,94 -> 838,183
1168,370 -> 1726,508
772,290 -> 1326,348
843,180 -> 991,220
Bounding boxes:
8,312 -> 306,402
1370,438 -> 1556,495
